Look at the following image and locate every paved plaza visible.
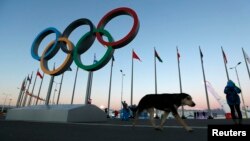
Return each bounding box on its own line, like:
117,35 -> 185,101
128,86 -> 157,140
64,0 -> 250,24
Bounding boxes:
1,115 -> 250,141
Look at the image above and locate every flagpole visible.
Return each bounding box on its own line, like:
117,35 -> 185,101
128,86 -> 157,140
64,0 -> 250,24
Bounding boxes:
107,57 -> 114,117
45,74 -> 54,105
85,71 -> 93,104
28,70 -> 38,106
22,71 -> 33,107
154,48 -> 160,119
45,64 -> 55,105
199,47 -> 213,119
16,77 -> 26,107
177,47 -> 185,118
221,47 -> 229,81
19,77 -> 28,107
130,50 -> 141,106
71,67 -> 79,104
120,70 -> 125,109
36,72 -> 44,105
242,48 -> 250,80
154,48 -> 157,95
56,73 -> 63,105
85,54 -> 96,104
131,50 -> 134,106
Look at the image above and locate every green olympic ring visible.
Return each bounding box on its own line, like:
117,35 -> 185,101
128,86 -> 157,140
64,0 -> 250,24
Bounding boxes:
31,7 -> 139,76
73,29 -> 114,71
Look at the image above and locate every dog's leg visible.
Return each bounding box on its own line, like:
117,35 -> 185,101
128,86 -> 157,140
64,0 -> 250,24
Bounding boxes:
147,108 -> 157,129
173,113 -> 193,132
132,111 -> 139,127
158,111 -> 170,130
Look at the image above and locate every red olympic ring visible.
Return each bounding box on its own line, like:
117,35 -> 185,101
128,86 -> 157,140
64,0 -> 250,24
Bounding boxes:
96,7 -> 140,49
31,7 -> 140,76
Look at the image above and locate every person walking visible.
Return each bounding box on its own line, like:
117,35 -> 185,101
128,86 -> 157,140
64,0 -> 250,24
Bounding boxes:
224,80 -> 242,124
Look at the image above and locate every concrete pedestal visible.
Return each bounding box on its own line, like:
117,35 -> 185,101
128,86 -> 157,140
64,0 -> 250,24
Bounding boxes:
6,104 -> 107,122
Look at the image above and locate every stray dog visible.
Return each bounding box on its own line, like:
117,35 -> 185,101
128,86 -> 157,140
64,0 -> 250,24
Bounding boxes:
132,93 -> 196,132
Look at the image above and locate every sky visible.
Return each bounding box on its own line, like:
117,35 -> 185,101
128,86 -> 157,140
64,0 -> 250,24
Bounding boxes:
0,0 -> 250,111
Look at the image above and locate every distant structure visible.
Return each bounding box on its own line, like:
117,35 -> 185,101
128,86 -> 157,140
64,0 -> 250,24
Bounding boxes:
205,81 -> 230,114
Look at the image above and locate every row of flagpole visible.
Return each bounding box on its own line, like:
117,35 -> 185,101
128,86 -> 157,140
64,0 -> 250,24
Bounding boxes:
16,64 -> 74,107
16,47 -> 250,119
130,46 -> 250,119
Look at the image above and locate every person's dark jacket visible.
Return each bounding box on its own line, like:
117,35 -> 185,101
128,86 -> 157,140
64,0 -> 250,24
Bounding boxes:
224,80 -> 241,105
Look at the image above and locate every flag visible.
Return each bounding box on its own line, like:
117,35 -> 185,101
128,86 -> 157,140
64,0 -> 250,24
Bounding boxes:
27,75 -> 31,83
177,48 -> 180,61
244,50 -> 250,64
37,70 -> 43,79
67,67 -> 72,71
222,49 -> 227,64
132,50 -> 141,61
154,49 -> 163,62
221,47 -> 229,81
199,47 -> 204,64
199,47 -> 203,59
21,77 -> 26,91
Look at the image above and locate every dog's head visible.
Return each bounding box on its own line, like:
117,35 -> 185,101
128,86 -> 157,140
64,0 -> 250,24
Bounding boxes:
180,93 -> 196,107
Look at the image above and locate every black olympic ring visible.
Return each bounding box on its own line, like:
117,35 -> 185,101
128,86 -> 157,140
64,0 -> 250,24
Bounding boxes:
31,7 -> 140,76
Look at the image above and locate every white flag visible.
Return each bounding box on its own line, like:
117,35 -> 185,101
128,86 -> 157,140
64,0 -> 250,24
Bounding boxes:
244,50 -> 250,64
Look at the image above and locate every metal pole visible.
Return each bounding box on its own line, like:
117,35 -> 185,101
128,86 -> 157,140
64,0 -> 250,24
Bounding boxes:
22,78 -> 32,107
107,59 -> 114,117
57,73 -> 64,105
1,94 -> 8,112
28,71 -> 38,106
71,67 -> 79,104
36,72 -> 44,105
19,78 -> 27,107
131,54 -> 134,106
45,75 -> 54,105
154,49 -> 157,95
242,48 -> 250,80
120,70 -> 125,109
8,99 -> 12,108
177,47 -> 185,118
85,71 -> 93,104
154,48 -> 159,118
16,78 -> 26,107
22,72 -> 33,107
199,47 -> 213,119
221,47 -> 230,81
52,82 -> 60,105
45,64 -> 55,105
234,66 -> 248,118
52,85 -> 57,105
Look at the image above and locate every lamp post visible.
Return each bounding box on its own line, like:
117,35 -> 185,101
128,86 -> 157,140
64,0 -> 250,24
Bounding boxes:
8,98 -> 12,108
1,93 -> 9,113
230,62 -> 248,118
120,70 -> 125,109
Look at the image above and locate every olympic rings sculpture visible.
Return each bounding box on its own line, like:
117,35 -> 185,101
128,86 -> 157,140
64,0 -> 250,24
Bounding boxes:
31,7 -> 140,76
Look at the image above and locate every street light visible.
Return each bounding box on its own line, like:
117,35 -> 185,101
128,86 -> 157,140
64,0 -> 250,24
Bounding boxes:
8,98 -> 12,108
120,70 -> 125,109
230,62 -> 248,118
230,62 -> 242,88
1,93 -> 9,113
